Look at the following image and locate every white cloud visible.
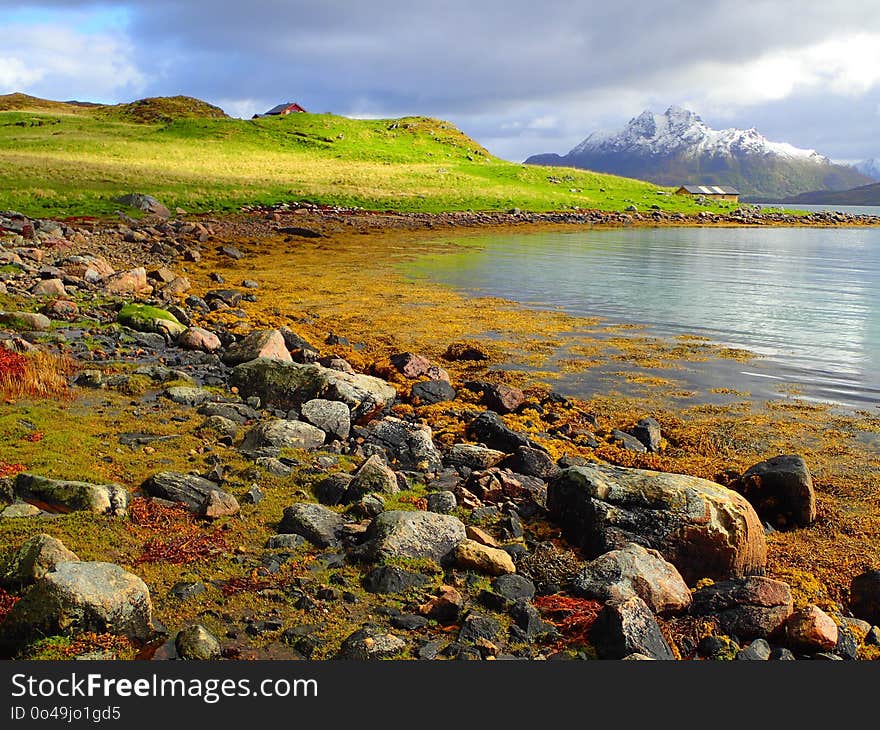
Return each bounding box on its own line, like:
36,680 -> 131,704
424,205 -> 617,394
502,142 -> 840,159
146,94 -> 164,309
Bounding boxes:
0,57 -> 44,89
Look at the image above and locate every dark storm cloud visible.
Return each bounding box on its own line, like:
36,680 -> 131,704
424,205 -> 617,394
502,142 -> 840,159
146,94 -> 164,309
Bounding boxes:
3,0 -> 880,160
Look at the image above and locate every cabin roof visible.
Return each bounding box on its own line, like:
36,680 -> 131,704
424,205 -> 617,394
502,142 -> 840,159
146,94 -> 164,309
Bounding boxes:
678,185 -> 740,195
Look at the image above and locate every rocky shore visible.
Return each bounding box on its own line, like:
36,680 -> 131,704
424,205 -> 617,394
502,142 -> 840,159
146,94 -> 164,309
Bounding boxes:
1,203 -> 879,661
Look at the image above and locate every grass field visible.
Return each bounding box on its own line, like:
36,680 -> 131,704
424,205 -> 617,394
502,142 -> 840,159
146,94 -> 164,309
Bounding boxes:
0,94 -> 739,218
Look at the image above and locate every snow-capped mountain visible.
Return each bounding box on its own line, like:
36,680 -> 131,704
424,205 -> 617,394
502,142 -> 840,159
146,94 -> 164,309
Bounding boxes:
525,107 -> 872,198
855,158 -> 880,181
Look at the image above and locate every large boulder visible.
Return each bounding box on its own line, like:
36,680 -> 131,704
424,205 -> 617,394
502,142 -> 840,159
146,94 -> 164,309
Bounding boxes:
278,503 -> 345,548
103,267 -> 152,296
222,330 -> 292,366
547,464 -> 767,584
0,562 -> 153,645
300,399 -> 350,441
690,576 -> 793,639
738,455 -> 816,529
1,534 -> 80,588
591,596 -> 676,660
353,510 -> 466,563
231,358 -> 397,424
14,473 -> 129,517
572,542 -> 691,614
239,419 -> 326,453
142,472 -> 239,518
363,417 -> 442,472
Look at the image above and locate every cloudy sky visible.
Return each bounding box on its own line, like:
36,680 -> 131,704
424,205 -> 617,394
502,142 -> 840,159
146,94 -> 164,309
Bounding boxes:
2,0 -> 879,162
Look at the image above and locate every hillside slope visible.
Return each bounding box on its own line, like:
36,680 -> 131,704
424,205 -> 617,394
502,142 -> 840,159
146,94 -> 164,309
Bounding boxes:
779,182 -> 880,206
525,107 -> 871,198
0,94 -> 744,218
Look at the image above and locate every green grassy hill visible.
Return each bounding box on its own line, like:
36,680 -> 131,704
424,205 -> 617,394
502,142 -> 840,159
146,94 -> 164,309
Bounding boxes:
0,94 -> 739,218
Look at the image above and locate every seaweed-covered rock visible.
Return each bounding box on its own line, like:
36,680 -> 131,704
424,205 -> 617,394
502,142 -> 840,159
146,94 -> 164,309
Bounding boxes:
548,464 -> 766,583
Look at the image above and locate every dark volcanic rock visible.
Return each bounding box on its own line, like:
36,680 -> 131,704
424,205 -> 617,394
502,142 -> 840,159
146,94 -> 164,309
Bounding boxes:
690,576 -> 793,639
738,454 -> 816,528
466,411 -> 542,454
850,570 -> 880,626
362,565 -> 429,594
411,379 -> 456,405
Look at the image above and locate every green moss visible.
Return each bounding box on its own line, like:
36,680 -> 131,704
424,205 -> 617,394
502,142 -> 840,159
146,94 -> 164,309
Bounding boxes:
117,303 -> 181,329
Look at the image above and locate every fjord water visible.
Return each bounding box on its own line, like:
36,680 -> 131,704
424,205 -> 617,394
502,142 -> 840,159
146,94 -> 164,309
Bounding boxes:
406,226 -> 880,407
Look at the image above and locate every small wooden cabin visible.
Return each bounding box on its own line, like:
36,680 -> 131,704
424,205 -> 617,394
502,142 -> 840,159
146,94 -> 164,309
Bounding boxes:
252,102 -> 307,119
675,185 -> 740,201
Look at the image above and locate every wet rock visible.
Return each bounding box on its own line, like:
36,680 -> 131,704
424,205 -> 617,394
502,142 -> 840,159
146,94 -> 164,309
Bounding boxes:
1,562 -> 153,646
572,542 -> 691,614
178,327 -> 222,352
240,418 -> 326,454
411,379 -> 456,405
142,472 -> 239,518
548,464 -> 767,583
1,534 -> 80,588
14,473 -> 129,517
300,399 -> 350,441
784,605 -> 839,652
690,576 -> 793,639
176,624 -> 221,660
481,383 -> 525,414
738,455 -> 816,529
445,443 -> 506,470
453,539 -> 516,576
363,417 -> 442,472
426,490 -> 457,514
501,446 -> 560,480
850,570 -> 880,625
336,626 -> 405,659
278,503 -> 345,548
344,454 -> 399,502
222,329 -> 292,365
630,417 -> 661,452
230,358 -> 396,423
362,565 -> 429,594
353,510 -> 466,563
466,411 -> 541,454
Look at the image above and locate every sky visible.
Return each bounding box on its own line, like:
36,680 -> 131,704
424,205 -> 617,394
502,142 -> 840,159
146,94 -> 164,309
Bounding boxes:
2,0 -> 879,163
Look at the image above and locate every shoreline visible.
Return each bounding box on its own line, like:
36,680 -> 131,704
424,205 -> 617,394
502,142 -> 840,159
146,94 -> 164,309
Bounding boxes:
1,204 -> 880,660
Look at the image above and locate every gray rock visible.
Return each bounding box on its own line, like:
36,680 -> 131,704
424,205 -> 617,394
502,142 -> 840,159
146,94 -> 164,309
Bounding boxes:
362,417 -> 443,472
591,596 -> 675,660
344,454 -> 399,503
239,419 -> 326,453
169,581 -> 207,600
630,417 -> 662,452
572,542 -> 691,614
548,464 -> 767,584
459,614 -> 500,644
114,193 -> 170,217
231,358 -> 396,423
611,429 -> 647,452
163,386 -> 215,407
175,624 -> 221,660
300,399 -> 350,441
0,312 -> 51,331
1,534 -> 80,588
502,446 -> 560,480
278,503 -> 345,547
336,626 -> 406,659
354,510 -> 466,563
426,491 -> 457,514
314,473 -> 354,505
14,473 -> 129,517
1,562 -> 153,645
739,454 -> 816,528
362,565 -> 429,594
197,415 -> 239,440
411,380 -> 456,405
492,574 -> 536,603
690,576 -> 793,640
266,534 -> 307,550
0,503 -> 41,518
142,472 -> 239,518
222,330 -> 292,366
445,443 -> 506,470
466,411 -> 541,453
736,638 -> 772,660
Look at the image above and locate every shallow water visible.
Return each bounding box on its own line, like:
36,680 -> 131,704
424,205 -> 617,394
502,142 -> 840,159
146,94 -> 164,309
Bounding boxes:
405,226 -> 880,408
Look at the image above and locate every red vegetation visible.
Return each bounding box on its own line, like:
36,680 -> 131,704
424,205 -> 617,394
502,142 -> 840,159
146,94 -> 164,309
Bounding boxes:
129,497 -> 191,530
130,497 -> 228,565
534,593 -> 603,647
22,431 -> 44,443
0,462 -> 25,478
0,588 -> 20,623
221,574 -> 283,596
0,349 -> 27,379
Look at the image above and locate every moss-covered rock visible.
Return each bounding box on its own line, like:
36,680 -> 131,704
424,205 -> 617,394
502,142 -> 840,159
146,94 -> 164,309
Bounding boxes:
117,303 -> 185,338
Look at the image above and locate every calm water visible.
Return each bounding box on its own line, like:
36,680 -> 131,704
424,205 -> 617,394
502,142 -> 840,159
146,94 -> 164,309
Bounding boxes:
764,203 -> 880,217
406,227 -> 880,407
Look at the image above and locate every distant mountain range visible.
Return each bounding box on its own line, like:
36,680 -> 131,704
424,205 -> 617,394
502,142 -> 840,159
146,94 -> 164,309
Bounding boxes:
525,107 -> 872,199
855,158 -> 880,181
776,182 -> 880,206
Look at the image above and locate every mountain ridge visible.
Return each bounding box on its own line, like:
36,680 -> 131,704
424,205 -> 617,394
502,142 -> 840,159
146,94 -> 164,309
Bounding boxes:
525,107 -> 872,198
